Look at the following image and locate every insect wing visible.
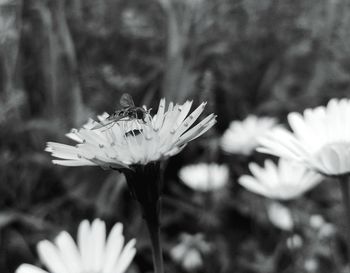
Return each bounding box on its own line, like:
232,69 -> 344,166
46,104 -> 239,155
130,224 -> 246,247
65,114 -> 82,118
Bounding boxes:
120,93 -> 135,108
91,120 -> 113,130
91,116 -> 123,130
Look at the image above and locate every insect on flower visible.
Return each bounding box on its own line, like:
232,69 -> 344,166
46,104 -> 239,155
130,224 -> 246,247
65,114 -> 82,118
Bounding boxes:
92,93 -> 149,130
46,97 -> 216,167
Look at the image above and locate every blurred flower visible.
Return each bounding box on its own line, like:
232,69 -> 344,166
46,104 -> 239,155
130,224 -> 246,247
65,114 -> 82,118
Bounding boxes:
46,98 -> 216,169
238,159 -> 323,200
171,233 -> 211,271
221,115 -> 279,156
121,9 -> 155,38
16,219 -> 136,273
267,201 -> 294,231
179,163 -> 229,192
309,214 -> 325,230
309,215 -> 336,238
258,98 -> 350,176
304,258 -> 318,273
318,223 -> 336,238
286,234 -> 303,249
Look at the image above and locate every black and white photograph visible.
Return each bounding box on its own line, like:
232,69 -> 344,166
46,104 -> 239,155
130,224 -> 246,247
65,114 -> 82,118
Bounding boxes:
1,0 -> 350,273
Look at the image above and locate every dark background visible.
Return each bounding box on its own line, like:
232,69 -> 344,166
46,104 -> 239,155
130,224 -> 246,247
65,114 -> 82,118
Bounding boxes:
0,0 -> 349,272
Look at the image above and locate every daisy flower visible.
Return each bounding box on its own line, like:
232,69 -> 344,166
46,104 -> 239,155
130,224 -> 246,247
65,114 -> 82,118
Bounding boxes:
258,98 -> 350,176
221,115 -> 279,156
170,233 -> 211,271
46,98 -> 216,169
179,163 -> 229,192
286,234 -> 303,250
257,98 -> 350,267
45,96 -> 216,273
16,219 -> 136,273
238,159 -> 323,200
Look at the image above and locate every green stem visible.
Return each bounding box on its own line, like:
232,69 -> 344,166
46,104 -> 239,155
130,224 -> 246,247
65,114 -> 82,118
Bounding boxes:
145,215 -> 164,273
339,175 -> 350,269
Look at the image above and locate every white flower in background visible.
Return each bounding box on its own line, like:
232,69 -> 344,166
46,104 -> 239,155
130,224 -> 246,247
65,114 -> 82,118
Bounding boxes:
304,259 -> 318,273
318,223 -> 336,238
238,159 -> 323,200
221,115 -> 279,156
179,163 -> 229,192
16,219 -> 136,273
258,98 -> 350,176
170,233 -> 211,271
286,234 -> 303,250
309,214 -> 325,230
267,202 -> 294,231
308,215 -> 335,238
46,99 -> 216,168
121,9 -> 155,38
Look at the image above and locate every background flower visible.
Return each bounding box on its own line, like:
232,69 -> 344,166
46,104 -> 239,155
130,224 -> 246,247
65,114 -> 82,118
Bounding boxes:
16,219 -> 136,273
179,163 -> 229,192
238,159 -> 323,200
267,201 -> 294,231
258,99 -> 350,176
170,233 -> 211,271
221,115 -> 280,156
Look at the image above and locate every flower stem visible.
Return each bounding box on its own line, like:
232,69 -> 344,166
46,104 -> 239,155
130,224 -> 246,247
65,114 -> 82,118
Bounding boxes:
339,175 -> 350,269
145,210 -> 164,273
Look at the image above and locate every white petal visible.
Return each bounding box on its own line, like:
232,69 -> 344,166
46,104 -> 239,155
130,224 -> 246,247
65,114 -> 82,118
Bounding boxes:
16,264 -> 48,273
45,143 -> 79,158
103,223 -> 125,273
55,231 -> 83,273
91,219 -> 106,271
173,100 -> 193,130
153,98 -> 166,130
37,240 -> 70,273
52,159 -> 97,166
238,175 -> 271,198
174,102 -> 207,138
113,239 -> 137,273
65,131 -> 84,143
78,220 -> 93,271
177,114 -> 216,146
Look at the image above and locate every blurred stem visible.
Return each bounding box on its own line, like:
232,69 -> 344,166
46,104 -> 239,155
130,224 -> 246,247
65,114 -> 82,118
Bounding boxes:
143,202 -> 164,273
123,163 -> 164,273
339,175 -> 350,270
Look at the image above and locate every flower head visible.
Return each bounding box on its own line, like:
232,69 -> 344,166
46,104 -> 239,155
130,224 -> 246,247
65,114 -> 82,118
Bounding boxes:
46,99 -> 216,169
179,163 -> 229,192
238,159 -> 323,200
170,233 -> 211,271
286,234 -> 303,250
258,98 -> 350,176
267,201 -> 294,231
16,219 -> 136,273
221,115 -> 279,156
309,214 -> 326,230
